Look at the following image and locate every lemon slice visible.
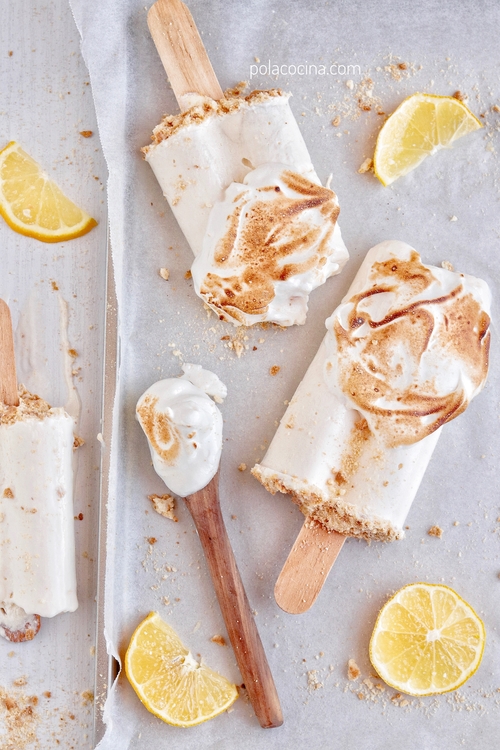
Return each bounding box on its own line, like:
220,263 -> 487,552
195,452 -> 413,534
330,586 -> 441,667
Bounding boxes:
369,583 -> 485,696
373,94 -> 483,186
125,612 -> 238,727
0,141 -> 97,242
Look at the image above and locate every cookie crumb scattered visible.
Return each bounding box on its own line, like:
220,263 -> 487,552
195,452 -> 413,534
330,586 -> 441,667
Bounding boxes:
449,215 -> 458,222
441,260 -> 454,271
238,463 -> 247,472
358,158 -> 373,174
332,116 -> 341,127
210,635 -> 227,646
79,130 -> 93,137
348,658 -> 361,681
148,493 -> 178,522
453,91 -> 467,102
184,269 -> 192,280
307,670 -> 323,691
159,268 -> 170,280
269,365 -> 280,376
233,340 -> 244,358
73,435 -> 85,451
492,104 -> 500,113
428,525 -> 443,538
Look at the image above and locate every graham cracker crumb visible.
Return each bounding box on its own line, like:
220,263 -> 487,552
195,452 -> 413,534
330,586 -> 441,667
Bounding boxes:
80,130 -> 93,137
238,463 -> 247,472
332,116 -> 341,126
0,687 -> 40,749
492,104 -> 500,113
428,525 -> 443,538
3,488 -> 14,499
159,268 -> 170,280
73,435 -> 85,450
348,659 -> 361,680
307,670 -> 323,691
210,635 -> 227,646
453,91 -> 468,102
358,158 -> 373,174
143,88 -> 285,150
184,269 -> 192,280
269,365 -> 280,376
0,387 -> 54,425
148,493 -> 178,522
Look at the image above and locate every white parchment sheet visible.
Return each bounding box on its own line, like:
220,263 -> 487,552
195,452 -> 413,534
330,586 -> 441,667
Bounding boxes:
69,0 -> 500,747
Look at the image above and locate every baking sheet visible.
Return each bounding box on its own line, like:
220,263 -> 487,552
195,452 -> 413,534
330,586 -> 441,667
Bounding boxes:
0,1 -> 108,747
69,0 -> 500,747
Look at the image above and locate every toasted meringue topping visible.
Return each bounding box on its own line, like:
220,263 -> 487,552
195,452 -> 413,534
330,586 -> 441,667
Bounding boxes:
191,163 -> 348,326
324,241 -> 491,447
136,369 -> 225,497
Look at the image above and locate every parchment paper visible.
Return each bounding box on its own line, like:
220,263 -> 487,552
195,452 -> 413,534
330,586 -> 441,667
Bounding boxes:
69,1 -> 500,747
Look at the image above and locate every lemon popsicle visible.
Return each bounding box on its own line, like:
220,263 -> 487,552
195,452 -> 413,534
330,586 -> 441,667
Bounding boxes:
0,388 -> 78,639
143,0 -> 348,326
252,241 -> 491,541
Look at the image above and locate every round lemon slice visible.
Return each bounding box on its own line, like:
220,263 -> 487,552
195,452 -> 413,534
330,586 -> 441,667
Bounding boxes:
369,583 -> 485,696
125,612 -> 238,727
0,141 -> 97,242
373,93 -> 483,186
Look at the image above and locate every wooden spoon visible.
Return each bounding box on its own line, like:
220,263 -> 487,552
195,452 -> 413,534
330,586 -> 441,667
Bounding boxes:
0,299 -> 42,642
185,471 -> 283,728
274,521 -> 346,615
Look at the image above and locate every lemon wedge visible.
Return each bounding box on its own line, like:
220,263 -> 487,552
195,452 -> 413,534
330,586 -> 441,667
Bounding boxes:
373,93 -> 482,186
0,141 -> 97,242
369,582 -> 485,696
125,612 -> 238,727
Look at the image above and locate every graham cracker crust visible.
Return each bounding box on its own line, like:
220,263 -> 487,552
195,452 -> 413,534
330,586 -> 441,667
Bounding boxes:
251,465 -> 403,542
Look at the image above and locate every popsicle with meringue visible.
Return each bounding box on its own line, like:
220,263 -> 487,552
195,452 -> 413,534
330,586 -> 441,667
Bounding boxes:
143,0 -> 348,326
0,300 -> 78,641
252,241 -> 491,611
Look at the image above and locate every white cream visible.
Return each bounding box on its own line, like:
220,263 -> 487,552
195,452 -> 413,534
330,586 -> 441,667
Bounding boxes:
191,163 -> 348,326
253,241 -> 491,540
181,363 -> 227,403
0,406 -> 78,619
136,369 -> 225,497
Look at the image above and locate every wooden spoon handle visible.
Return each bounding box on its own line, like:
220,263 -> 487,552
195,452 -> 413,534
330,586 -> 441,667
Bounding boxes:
185,478 -> 283,728
147,0 -> 224,110
0,299 -> 19,406
274,520 -> 346,614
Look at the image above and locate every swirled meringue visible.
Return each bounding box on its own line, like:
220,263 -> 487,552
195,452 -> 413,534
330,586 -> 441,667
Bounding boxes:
136,366 -> 226,497
192,163 -> 348,326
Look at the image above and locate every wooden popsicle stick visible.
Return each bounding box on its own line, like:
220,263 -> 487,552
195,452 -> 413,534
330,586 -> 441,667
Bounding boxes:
0,299 -> 19,406
185,472 -> 283,729
274,520 -> 346,615
147,0 -> 224,110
